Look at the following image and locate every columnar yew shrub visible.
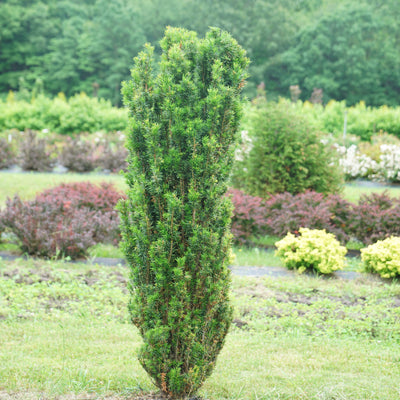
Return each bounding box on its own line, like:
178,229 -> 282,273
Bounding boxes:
119,27 -> 248,399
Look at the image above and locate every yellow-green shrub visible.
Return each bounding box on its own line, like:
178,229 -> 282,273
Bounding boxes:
275,228 -> 347,274
0,93 -> 128,134
361,237 -> 400,278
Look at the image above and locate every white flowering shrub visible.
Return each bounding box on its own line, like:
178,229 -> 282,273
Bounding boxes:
336,144 -> 379,181
336,141 -> 400,183
379,144 -> 400,183
275,228 -> 347,274
361,236 -> 400,278
234,130 -> 253,161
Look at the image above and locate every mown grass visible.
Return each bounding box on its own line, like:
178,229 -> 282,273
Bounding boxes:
87,243 -> 124,259
342,182 -> 400,203
1,257 -> 399,399
1,171 -> 400,207
0,171 -> 126,206
232,247 -> 283,267
87,244 -> 285,269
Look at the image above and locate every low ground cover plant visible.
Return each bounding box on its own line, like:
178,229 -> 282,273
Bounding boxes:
0,182 -> 123,258
275,228 -> 347,274
361,236 -> 400,278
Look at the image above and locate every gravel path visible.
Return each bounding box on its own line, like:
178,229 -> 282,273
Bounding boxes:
0,252 -> 361,280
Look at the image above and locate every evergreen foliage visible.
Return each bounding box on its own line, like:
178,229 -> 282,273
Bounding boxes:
231,98 -> 343,196
119,27 -> 248,399
2,0 -> 400,105
268,3 -> 400,106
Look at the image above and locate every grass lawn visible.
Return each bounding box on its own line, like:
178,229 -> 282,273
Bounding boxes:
0,171 -> 126,206
342,182 -> 400,203
87,244 -> 286,269
1,257 -> 400,399
1,171 -> 400,207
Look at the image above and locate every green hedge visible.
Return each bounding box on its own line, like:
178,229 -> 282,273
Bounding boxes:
289,99 -> 400,141
0,92 -> 128,134
4,92 -> 400,140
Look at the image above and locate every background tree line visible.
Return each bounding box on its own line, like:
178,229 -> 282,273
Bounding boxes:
1,0 -> 399,106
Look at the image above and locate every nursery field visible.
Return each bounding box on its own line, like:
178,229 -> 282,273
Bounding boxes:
1,257 -> 400,400
1,170 -> 400,399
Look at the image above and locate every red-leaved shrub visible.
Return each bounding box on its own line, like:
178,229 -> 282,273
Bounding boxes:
227,189 -> 352,244
1,196 -> 96,258
264,191 -> 351,243
0,182 -> 125,258
0,138 -> 15,169
349,192 -> 400,244
324,194 -> 353,242
358,191 -> 394,210
18,130 -> 56,171
227,188 -> 268,244
0,217 -> 4,242
95,143 -> 128,173
38,181 -> 123,212
59,137 -> 97,172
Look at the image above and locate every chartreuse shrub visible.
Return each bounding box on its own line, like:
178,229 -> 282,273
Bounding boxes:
0,92 -> 127,134
118,27 -> 248,399
275,228 -> 347,274
361,237 -> 400,278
